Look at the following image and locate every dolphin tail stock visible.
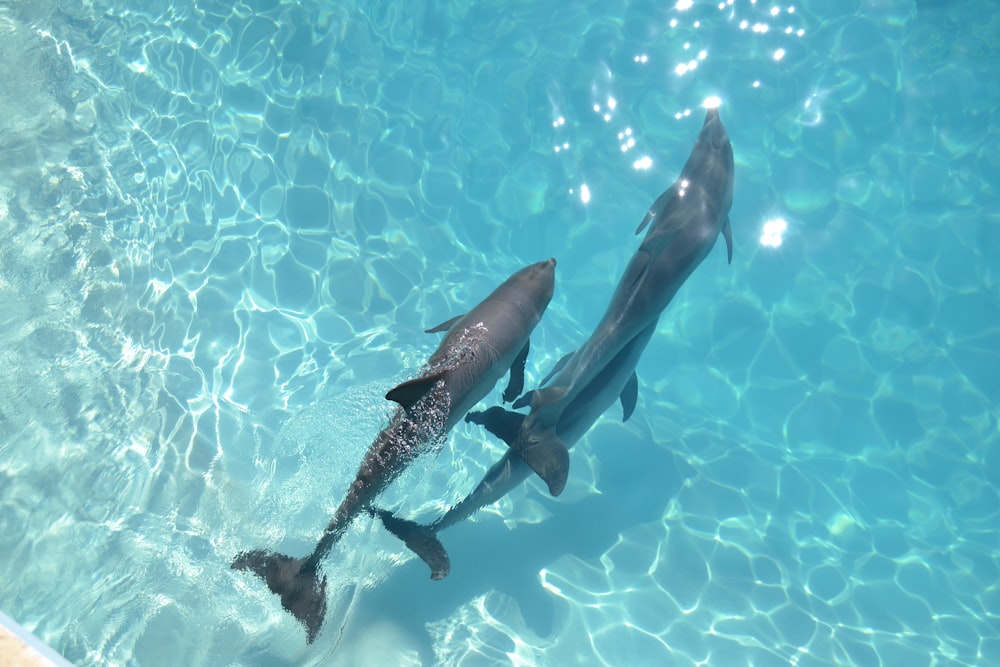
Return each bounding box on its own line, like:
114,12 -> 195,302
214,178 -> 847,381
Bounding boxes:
369,508 -> 451,580
231,549 -> 328,643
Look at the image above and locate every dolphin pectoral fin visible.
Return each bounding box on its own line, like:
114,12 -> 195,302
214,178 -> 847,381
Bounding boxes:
466,406 -> 526,446
232,549 -> 328,643
636,184 -> 678,235
425,314 -> 464,334
502,340 -> 530,403
621,372 -> 639,421
372,509 -> 450,580
385,369 -> 448,409
722,215 -> 733,264
511,431 -> 570,497
539,351 -> 574,387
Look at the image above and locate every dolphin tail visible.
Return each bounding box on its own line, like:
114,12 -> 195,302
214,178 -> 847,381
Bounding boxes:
371,509 -> 451,580
515,429 -> 570,497
232,549 -> 328,643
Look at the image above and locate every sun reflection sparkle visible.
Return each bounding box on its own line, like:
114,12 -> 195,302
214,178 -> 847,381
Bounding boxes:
633,156 -> 652,170
760,218 -> 788,248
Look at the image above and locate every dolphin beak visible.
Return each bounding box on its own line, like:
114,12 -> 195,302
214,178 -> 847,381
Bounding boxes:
701,109 -> 726,149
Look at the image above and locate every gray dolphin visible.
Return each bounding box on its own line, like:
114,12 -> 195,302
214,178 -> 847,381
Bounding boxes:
370,319 -> 657,581
510,107 -> 734,496
374,107 -> 735,580
231,258 -> 556,642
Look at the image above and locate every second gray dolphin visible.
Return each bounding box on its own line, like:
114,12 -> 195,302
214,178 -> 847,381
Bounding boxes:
509,107 -> 734,496
231,258 -> 556,642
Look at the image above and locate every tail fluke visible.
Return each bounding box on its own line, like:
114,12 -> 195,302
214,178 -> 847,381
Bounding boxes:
232,549 -> 328,643
372,509 -> 451,580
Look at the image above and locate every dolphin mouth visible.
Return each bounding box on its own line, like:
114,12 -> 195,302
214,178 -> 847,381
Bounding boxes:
702,111 -> 726,150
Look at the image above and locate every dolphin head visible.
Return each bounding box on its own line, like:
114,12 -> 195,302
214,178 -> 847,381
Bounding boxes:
700,107 -> 729,150
504,258 -> 557,316
680,107 -> 734,213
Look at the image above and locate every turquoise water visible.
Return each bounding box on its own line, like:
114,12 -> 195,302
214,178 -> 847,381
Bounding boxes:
1,0 -> 998,665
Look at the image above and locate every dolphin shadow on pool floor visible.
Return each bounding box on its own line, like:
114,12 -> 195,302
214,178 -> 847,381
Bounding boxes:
334,425 -> 694,662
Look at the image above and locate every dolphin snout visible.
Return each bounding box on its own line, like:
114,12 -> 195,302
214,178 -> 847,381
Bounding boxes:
701,109 -> 727,150
532,257 -> 556,274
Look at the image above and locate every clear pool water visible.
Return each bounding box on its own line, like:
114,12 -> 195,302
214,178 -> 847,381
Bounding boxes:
1,0 -> 998,665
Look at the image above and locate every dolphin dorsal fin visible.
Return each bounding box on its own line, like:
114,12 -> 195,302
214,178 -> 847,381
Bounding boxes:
620,371 -> 638,422
722,215 -> 733,264
385,369 -> 448,409
425,315 -> 464,334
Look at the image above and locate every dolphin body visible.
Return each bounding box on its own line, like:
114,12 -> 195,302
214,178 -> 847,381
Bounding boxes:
232,258 -> 556,642
509,107 -> 734,497
370,321 -> 656,581
374,108 -> 734,580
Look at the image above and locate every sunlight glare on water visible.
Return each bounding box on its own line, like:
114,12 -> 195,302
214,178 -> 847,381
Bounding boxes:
0,0 -> 998,665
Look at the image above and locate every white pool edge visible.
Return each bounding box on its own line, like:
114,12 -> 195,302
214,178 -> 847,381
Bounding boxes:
0,610 -> 75,667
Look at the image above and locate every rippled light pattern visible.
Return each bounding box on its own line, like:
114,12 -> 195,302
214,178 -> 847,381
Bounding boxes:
1,1 -> 998,666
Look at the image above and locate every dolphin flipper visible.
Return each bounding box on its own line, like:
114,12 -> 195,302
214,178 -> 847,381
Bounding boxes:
512,429 -> 570,497
231,550 -> 327,643
620,371 -> 638,421
466,406 -> 526,446
722,216 -> 733,264
372,509 -> 450,580
502,340 -> 530,403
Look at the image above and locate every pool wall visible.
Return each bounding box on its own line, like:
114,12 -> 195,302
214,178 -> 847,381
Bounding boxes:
0,610 -> 75,667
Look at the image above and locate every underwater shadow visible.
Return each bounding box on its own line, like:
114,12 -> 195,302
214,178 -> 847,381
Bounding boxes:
333,425 -> 692,663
